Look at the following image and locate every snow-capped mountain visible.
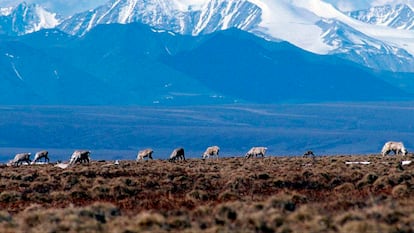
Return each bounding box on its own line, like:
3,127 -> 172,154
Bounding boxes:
2,0 -> 414,73
56,0 -> 414,72
317,18 -> 414,72
0,2 -> 60,36
58,0 -> 262,37
348,4 -> 414,30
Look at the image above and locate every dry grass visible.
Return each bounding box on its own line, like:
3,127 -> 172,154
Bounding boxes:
0,155 -> 414,232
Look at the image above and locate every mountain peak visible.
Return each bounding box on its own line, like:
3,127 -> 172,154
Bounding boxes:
0,2 -> 61,36
348,4 -> 414,30
16,1 -> 29,7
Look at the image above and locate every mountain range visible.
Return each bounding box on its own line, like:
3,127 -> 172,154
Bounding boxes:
54,0 -> 414,73
1,0 -> 414,105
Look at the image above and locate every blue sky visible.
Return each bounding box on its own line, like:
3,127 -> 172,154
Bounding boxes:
0,0 -> 108,16
0,0 -> 413,17
325,0 -> 414,11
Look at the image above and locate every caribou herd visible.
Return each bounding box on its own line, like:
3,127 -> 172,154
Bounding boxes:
3,141 -> 412,167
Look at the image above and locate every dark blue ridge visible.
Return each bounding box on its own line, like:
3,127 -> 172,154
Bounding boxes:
0,23 -> 411,105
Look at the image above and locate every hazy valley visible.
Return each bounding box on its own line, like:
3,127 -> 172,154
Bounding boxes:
1,103 -> 414,163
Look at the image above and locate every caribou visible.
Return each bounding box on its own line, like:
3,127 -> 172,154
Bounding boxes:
9,153 -> 31,166
136,148 -> 154,161
169,147 -> 185,162
303,150 -> 315,158
69,150 -> 91,165
381,141 -> 408,156
202,146 -> 220,160
31,150 -> 50,164
245,147 -> 267,159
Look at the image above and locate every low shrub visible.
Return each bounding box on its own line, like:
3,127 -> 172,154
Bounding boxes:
0,191 -> 22,203
135,212 -> 166,230
91,185 -> 111,199
334,182 -> 355,193
356,173 -> 378,188
392,184 -> 409,198
186,189 -> 209,202
218,191 -> 240,202
340,220 -> 390,233
372,176 -> 391,191
0,211 -> 12,223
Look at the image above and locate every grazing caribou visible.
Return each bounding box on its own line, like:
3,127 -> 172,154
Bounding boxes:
9,153 -> 31,166
381,141 -> 408,156
136,148 -> 154,161
169,148 -> 185,162
69,150 -> 91,165
31,150 -> 50,164
245,147 -> 267,159
202,146 -> 220,160
303,150 -> 315,158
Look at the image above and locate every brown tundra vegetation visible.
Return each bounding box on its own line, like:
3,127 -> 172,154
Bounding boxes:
1,155 -> 414,233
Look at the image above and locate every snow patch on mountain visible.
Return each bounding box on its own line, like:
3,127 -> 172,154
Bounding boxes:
0,7 -> 12,16
11,63 -> 24,81
248,0 -> 335,54
32,4 -> 60,31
